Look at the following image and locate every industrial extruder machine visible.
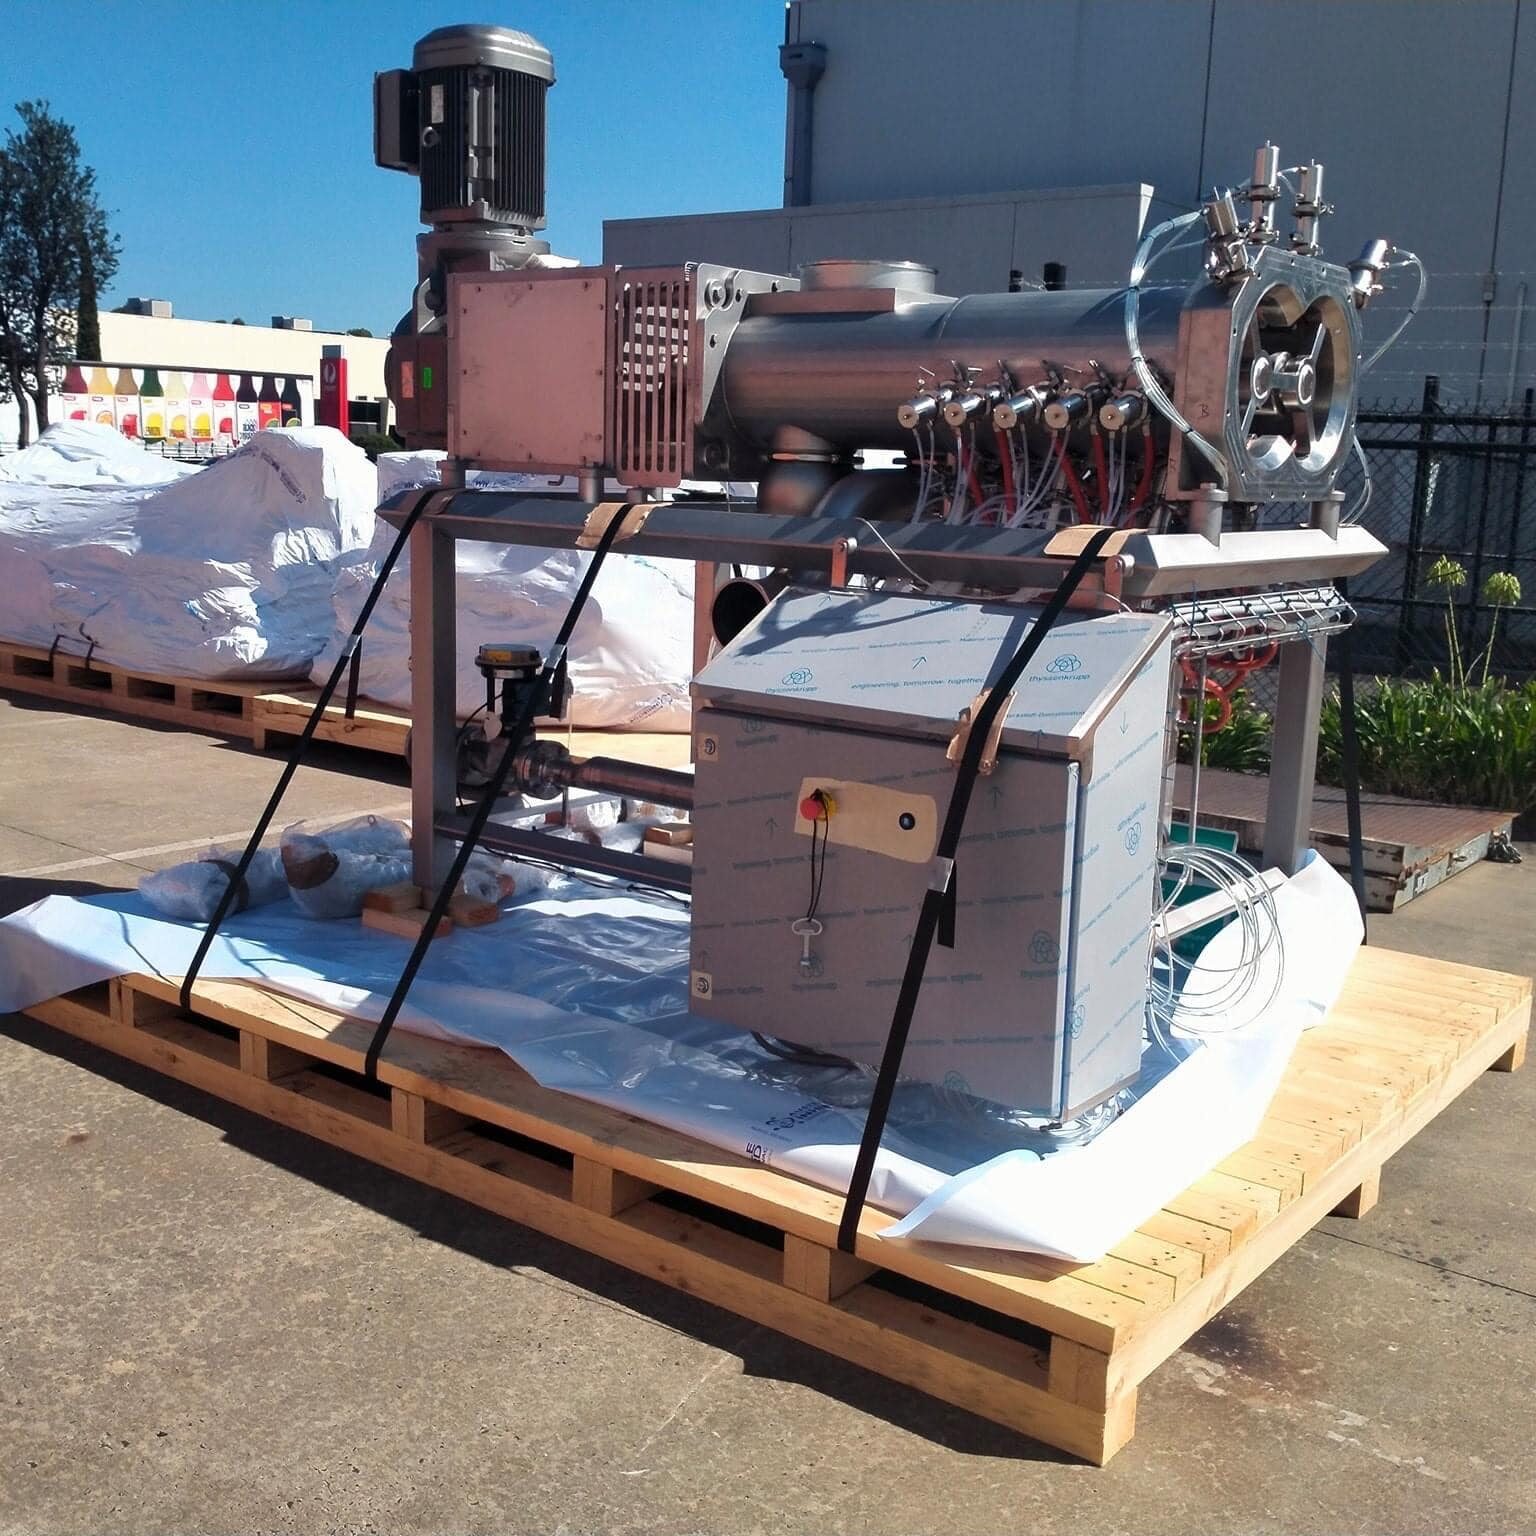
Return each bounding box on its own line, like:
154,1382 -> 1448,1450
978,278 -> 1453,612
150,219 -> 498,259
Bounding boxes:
325,25 -> 1412,1217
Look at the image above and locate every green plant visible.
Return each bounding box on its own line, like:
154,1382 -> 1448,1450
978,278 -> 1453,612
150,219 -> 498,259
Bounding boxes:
1176,688 -> 1272,772
1319,673 -> 1536,818
1479,570 -> 1522,685
1425,553 -> 1468,685
349,430 -> 398,462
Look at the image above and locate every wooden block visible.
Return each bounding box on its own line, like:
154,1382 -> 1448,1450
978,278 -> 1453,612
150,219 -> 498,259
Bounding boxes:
364,881 -> 423,914
447,893 -> 501,928
240,1031 -> 309,1082
642,840 -> 694,866
391,1088 -> 471,1144
1331,1165 -> 1381,1219
571,1155 -> 658,1216
643,823 -> 694,847
1048,1337 -> 1113,1410
1490,1029 -> 1528,1072
782,1233 -> 875,1302
361,906 -> 454,940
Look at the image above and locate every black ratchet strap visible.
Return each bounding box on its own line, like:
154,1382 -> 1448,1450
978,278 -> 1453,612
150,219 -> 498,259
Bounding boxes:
836,525 -> 1118,1254
1334,578 -> 1368,941
177,489 -> 439,1013
362,506 -> 634,1080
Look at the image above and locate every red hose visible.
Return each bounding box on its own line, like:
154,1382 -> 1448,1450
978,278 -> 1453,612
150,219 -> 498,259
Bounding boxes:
967,461 -> 986,517
1091,429 -> 1110,520
1127,426 -> 1156,518
996,428 -> 1016,517
1053,434 -> 1092,525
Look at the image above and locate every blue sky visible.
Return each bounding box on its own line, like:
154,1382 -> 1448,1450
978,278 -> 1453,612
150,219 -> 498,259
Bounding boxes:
0,1 -> 787,335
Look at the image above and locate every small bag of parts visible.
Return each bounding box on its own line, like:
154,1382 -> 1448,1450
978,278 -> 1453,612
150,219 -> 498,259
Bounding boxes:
279,815 -> 414,919
138,846 -> 288,922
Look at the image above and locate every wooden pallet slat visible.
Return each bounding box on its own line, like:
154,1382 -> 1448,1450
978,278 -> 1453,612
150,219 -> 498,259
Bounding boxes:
20,944 -> 1530,1465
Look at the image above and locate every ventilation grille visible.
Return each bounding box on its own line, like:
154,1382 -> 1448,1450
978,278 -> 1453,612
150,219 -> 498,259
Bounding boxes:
418,65 -> 547,227
614,271 -> 692,487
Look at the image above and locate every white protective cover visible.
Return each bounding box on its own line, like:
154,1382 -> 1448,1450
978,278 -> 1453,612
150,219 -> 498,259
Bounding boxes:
0,425 -> 377,678
0,854 -> 1362,1261
307,452 -> 695,730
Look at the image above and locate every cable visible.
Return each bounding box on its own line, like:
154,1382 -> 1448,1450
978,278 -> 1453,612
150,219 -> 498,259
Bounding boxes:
1125,208 -> 1231,487
1145,842 -> 1284,1047
1342,435 -> 1373,525
1362,247 -> 1427,374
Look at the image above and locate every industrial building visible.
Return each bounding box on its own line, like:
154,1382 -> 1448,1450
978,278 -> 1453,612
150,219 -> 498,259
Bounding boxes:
606,0 -> 1535,408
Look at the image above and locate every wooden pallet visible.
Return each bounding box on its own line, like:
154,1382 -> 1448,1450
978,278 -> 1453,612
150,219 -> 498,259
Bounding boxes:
248,685 -> 412,755
247,684 -> 693,769
0,644 -> 692,770
1174,765 -> 1517,912
23,947 -> 1529,1463
0,640 -> 267,739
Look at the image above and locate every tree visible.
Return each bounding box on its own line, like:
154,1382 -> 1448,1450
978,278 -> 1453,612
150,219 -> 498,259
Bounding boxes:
346,327 -> 373,338
0,101 -> 119,445
74,236 -> 101,360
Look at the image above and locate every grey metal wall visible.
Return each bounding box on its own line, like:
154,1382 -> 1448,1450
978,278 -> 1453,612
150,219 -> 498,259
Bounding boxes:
778,0 -> 1532,406
603,183 -> 1184,299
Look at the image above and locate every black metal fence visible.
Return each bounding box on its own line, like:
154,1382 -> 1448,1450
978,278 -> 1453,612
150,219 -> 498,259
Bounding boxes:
1345,380 -> 1536,682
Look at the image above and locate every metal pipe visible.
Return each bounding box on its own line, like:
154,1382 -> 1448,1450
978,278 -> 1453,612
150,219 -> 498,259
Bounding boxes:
720,285 -> 1186,451
444,815 -> 692,892
565,756 -> 694,808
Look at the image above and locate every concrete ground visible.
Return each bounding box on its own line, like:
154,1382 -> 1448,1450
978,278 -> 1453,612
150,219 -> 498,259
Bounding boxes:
1,689 -> 1533,1536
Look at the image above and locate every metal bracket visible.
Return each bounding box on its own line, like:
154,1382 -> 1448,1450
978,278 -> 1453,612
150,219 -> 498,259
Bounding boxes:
830,535 -> 857,589
946,689 -> 1014,777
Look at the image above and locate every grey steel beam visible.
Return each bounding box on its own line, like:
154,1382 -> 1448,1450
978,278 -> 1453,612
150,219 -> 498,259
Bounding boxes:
1262,633 -> 1329,875
410,518 -> 459,890
444,816 -> 693,893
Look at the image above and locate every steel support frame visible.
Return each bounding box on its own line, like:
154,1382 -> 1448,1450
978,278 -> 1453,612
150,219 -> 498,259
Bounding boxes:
1262,631 -> 1329,875
410,517 -> 459,889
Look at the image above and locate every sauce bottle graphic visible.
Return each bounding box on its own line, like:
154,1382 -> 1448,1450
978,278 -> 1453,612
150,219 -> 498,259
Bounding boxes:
256,375 -> 282,430
279,375 -> 303,427
88,365 -> 115,425
112,366 -> 140,437
235,373 -> 259,440
212,373 -> 237,438
60,362 -> 91,422
139,366 -> 166,440
162,371 -> 190,439
187,372 -> 214,440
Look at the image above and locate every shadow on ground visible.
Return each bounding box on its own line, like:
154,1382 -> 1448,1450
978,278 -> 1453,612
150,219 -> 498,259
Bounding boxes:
0,1009 -> 1071,1466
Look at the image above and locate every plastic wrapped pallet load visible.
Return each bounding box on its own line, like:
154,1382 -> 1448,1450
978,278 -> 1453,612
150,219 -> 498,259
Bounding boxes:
309,451 -> 695,730
0,424 -> 377,678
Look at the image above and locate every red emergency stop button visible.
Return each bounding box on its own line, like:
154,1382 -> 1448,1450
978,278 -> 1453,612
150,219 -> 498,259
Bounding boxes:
800,789 -> 836,821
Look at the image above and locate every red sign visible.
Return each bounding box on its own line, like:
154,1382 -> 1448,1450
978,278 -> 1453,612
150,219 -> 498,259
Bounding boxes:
317,352 -> 350,434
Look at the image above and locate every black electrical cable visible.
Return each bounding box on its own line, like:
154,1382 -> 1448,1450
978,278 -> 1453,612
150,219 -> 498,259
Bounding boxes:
835,525 -> 1119,1254
177,488 -> 439,1014
1335,578 -> 1369,942
362,507 -> 634,1080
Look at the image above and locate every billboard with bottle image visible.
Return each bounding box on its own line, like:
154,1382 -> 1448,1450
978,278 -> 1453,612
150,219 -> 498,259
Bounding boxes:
58,364 -> 312,443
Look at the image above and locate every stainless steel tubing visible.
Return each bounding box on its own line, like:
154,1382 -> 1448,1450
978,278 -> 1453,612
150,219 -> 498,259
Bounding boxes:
564,756 -> 694,808
439,815 -> 693,893
719,285 -> 1187,451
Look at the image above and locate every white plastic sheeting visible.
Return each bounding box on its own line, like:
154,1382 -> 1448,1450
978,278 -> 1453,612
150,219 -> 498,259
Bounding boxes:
0,420 -> 199,487
308,451 -> 696,729
0,425 -> 377,678
0,854 -> 1361,1261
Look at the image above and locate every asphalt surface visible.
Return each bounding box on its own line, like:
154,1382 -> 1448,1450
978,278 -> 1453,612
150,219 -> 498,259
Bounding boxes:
1,690 -> 1532,1535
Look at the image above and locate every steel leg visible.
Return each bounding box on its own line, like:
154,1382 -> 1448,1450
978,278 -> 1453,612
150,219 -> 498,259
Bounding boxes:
410,517 -> 458,889
1262,632 -> 1328,874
